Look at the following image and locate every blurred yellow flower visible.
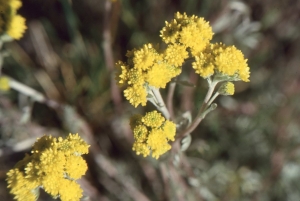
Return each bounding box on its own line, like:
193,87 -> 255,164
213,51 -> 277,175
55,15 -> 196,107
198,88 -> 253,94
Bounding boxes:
0,0 -> 27,40
59,179 -> 83,201
6,133 -> 90,201
9,0 -> 22,10
64,155 -> 88,179
6,14 -> 27,40
0,76 -> 10,91
6,169 -> 39,201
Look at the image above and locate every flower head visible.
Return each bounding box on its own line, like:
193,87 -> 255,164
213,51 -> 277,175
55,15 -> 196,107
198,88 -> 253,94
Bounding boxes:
141,110 -> 165,128
130,111 -> 176,159
124,84 -> 147,107
192,43 -> 250,82
133,43 -> 161,71
145,62 -> 172,88
0,0 -> 27,40
6,14 -> 26,40
218,82 -> 235,95
164,43 -> 188,67
160,12 -> 213,55
6,133 -> 90,201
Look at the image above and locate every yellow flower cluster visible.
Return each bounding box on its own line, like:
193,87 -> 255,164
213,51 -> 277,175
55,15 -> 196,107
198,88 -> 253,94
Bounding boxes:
160,12 -> 213,55
130,111 -> 176,159
115,42 -> 188,107
116,12 -> 251,159
6,133 -> 90,201
218,82 -> 235,95
0,0 -> 27,40
192,43 -> 250,82
116,12 -> 250,108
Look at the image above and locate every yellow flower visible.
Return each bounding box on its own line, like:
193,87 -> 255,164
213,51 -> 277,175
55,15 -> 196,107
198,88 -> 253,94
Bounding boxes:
133,43 -> 160,71
145,62 -> 172,88
42,173 -> 63,197
59,179 -> 83,201
31,135 -> 57,154
24,162 -> 41,185
218,82 -> 235,95
147,129 -> 171,159
132,141 -> 151,157
164,43 -> 188,67
130,111 -> 176,159
57,133 -> 90,156
133,125 -> 148,142
214,46 -> 249,81
64,155 -> 88,179
141,110 -> 165,128
0,76 -> 10,91
162,121 -> 176,141
179,20 -> 213,55
124,84 -> 147,107
6,169 -> 39,201
127,68 -> 145,85
192,43 -> 250,82
9,0 -> 22,10
160,19 -> 181,44
6,134 -> 89,201
160,12 -> 213,55
39,148 -> 65,175
0,0 -> 27,40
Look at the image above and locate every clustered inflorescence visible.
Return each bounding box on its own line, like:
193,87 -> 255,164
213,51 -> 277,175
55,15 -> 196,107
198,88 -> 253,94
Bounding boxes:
6,134 -> 90,201
0,0 -> 27,40
130,111 -> 176,159
116,12 -> 249,108
116,12 -> 250,159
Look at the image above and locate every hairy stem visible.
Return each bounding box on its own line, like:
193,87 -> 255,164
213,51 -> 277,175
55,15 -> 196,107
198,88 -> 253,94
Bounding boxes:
176,79 -> 218,140
167,81 -> 176,120
149,87 -> 170,120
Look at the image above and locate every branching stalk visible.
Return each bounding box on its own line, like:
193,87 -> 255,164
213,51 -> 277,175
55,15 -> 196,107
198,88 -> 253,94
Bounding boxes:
148,86 -> 170,120
176,79 -> 219,140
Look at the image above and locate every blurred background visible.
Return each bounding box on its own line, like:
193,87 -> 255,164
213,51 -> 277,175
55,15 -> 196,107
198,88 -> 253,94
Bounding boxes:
1,0 -> 300,200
